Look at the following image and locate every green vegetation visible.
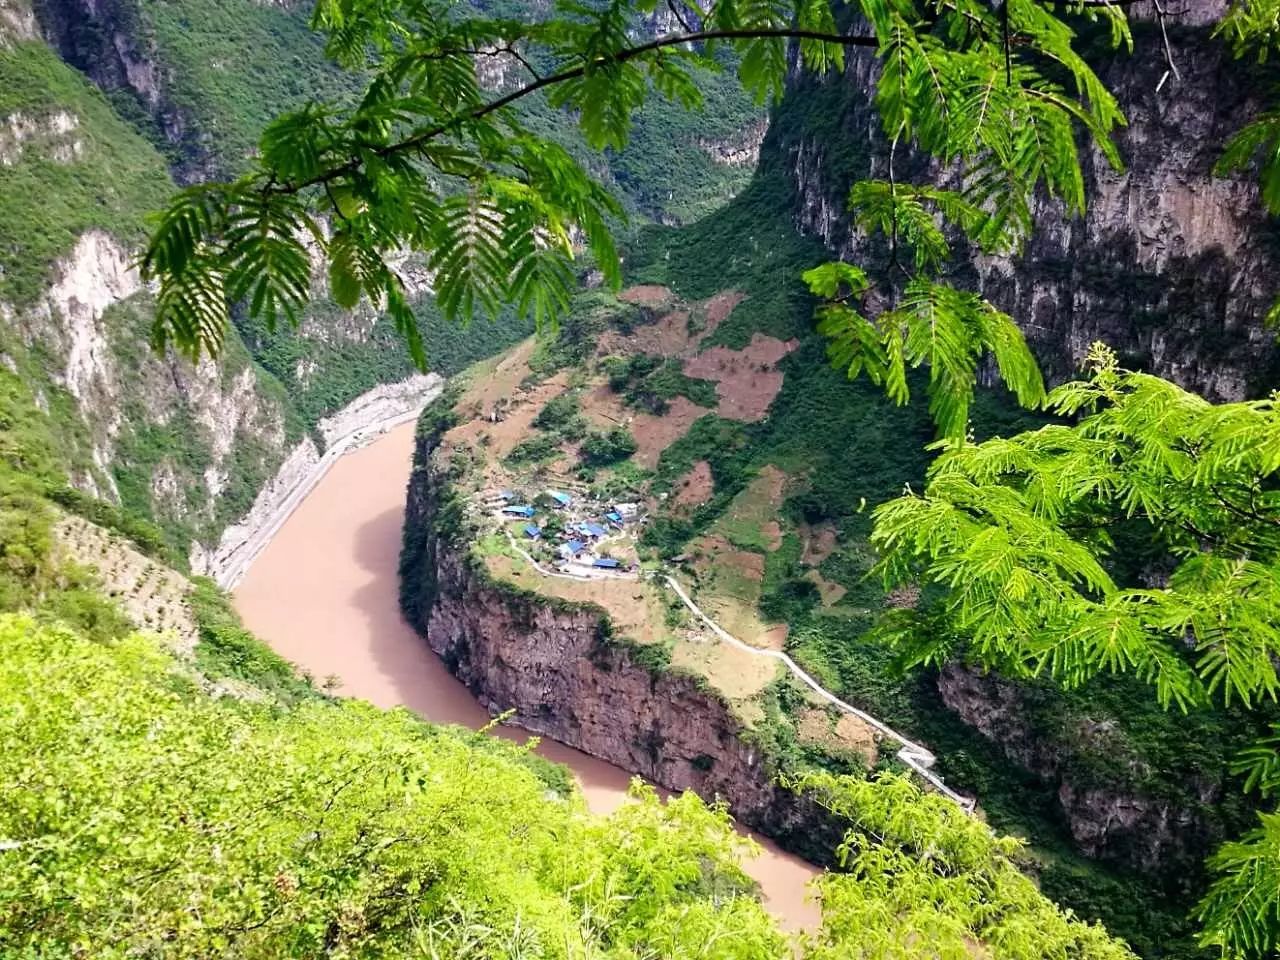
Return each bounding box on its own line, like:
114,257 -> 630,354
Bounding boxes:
135,0 -> 360,175
628,172 -> 830,348
866,344 -> 1280,957
797,770 -> 1131,960
505,432 -> 563,464
238,296 -> 534,429
580,426 -> 637,466
608,353 -> 719,412
38,0 -> 1280,952
141,0 -> 1129,380
189,578 -> 321,705
0,612 -> 782,958
533,391 -> 588,440
614,181 -> 1224,955
0,39 -> 171,305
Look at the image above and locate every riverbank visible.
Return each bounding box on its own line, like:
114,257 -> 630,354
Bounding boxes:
202,375 -> 444,589
230,419 -> 820,929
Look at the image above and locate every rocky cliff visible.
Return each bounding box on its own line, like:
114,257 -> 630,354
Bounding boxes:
936,663 -> 1239,875
765,4 -> 1280,398
1,0 -> 534,561
33,0 -> 213,182
400,412 -> 846,864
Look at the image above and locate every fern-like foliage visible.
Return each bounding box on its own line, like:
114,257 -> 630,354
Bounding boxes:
140,0 -> 1136,375
871,342 -> 1280,711
866,341 -> 1280,956
1197,812 -> 1280,959
807,270 -> 1045,438
800,0 -> 1133,436
1217,113 -> 1280,215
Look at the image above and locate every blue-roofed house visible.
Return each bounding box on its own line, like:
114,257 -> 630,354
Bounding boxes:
592,557 -> 621,569
502,504 -> 536,518
523,524 -> 541,540
558,539 -> 586,559
583,523 -> 607,538
548,490 -> 573,507
605,511 -> 623,526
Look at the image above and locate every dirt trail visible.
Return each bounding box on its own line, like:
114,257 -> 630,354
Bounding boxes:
232,421 -> 820,930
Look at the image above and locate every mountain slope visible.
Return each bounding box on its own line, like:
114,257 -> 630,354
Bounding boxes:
765,10 -> 1280,398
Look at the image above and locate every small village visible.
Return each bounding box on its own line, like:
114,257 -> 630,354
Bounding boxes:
481,486 -> 646,579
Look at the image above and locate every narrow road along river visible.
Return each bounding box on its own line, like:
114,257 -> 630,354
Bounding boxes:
232,420 -> 820,930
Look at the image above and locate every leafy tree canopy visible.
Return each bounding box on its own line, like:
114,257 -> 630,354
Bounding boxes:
141,0 -> 1131,439
865,343 -> 1280,957
0,611 -> 1134,958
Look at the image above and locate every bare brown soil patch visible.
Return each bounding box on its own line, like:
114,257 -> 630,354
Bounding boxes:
796,708 -> 878,766
686,534 -> 788,650
672,460 -> 714,511
800,522 -> 839,567
683,334 -> 799,422
452,337 -> 536,420
630,396 -> 705,468
703,290 -> 745,328
598,288 -> 744,360
579,382 -> 631,430
446,370 -> 571,458
887,583 -> 922,609
598,309 -> 692,358
691,533 -> 764,583
805,569 -> 848,607
618,284 -> 674,307
761,520 -> 782,551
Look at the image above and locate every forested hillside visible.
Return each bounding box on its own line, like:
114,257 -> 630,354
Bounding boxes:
399,168 -> 1271,956
0,0 -> 763,563
8,0 -> 1280,956
0,328 -> 1133,957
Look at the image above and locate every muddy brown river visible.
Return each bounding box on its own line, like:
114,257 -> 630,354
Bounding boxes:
233,420 -> 820,929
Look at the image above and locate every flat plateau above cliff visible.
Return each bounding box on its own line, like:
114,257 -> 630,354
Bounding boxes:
428,303 -> 880,765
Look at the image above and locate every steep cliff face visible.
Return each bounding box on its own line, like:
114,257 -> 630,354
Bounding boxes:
33,0 -> 215,182
2,223 -> 296,551
766,8 -> 1280,398
937,664 -> 1233,874
0,11 -> 299,552
400,418 -> 846,863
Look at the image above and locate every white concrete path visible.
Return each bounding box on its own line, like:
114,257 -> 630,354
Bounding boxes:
663,574 -> 974,810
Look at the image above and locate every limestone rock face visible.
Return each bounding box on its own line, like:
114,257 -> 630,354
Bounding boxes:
400,422 -> 847,864
35,0 -> 212,182
2,227 -> 294,540
936,663 -> 1227,873
770,11 -> 1280,398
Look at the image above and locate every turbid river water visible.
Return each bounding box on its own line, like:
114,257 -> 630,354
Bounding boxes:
233,420 -> 820,930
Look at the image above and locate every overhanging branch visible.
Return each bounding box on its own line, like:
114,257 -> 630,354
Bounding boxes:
270,26 -> 879,196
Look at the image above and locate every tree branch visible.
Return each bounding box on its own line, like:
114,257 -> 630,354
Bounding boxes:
270,26 -> 878,196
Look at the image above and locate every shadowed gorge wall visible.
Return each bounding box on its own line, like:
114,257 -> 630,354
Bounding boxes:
764,7 -> 1280,398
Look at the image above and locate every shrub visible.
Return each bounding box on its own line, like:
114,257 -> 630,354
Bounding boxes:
580,427 -> 637,466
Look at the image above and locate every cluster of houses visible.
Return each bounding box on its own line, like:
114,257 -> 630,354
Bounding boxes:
493,488 -> 641,573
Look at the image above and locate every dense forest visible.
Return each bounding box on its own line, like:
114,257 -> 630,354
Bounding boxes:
4,0 -> 1280,956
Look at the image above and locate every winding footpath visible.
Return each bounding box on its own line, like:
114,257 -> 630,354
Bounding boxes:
501,530 -> 973,809
663,576 -> 974,810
